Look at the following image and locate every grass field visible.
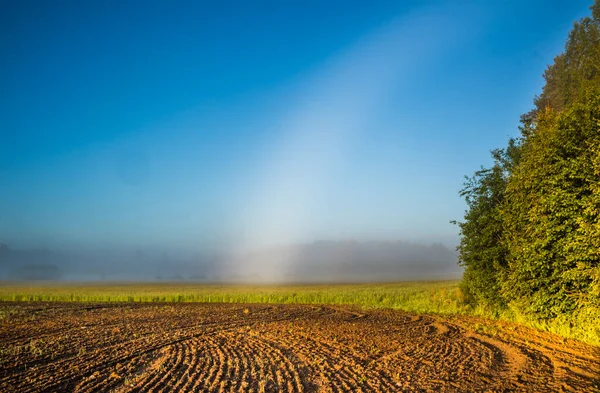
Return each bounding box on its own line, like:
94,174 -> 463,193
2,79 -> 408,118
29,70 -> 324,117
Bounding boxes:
0,280 -> 597,346
0,280 -> 466,313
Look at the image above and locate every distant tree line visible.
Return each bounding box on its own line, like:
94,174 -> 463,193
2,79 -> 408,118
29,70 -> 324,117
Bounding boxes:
0,243 -> 63,280
454,2 -> 600,339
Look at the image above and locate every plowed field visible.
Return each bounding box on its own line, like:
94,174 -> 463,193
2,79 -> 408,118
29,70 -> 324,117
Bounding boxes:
1,303 -> 598,392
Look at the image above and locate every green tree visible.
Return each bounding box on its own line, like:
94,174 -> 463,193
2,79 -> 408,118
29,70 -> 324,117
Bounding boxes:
501,95 -> 600,322
454,143 -> 518,310
534,3 -> 600,112
499,2 -> 600,327
456,1 -> 600,341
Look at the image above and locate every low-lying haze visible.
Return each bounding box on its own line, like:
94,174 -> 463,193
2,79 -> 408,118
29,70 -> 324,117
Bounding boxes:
0,241 -> 460,282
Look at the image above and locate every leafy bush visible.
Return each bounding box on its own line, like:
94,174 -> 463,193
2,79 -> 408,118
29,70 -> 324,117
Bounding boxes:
455,0 -> 600,344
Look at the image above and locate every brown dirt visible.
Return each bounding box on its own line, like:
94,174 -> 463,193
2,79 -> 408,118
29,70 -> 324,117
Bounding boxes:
0,303 -> 598,392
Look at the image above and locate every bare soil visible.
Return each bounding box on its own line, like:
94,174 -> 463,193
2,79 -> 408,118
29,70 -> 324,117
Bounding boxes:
0,303 -> 598,392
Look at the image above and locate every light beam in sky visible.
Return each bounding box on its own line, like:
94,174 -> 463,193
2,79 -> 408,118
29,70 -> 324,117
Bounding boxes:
226,5 -> 478,282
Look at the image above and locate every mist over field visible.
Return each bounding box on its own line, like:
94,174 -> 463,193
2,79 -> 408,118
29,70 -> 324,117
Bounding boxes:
0,241 -> 460,282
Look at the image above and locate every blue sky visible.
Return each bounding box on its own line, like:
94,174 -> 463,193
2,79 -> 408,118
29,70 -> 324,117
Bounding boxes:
0,0 -> 593,253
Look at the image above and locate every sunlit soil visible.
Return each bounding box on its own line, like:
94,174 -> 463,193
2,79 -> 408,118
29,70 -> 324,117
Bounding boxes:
0,303 -> 598,392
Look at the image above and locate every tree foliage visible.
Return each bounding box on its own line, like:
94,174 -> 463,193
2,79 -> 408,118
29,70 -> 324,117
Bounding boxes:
456,1 -> 600,339
502,95 -> 600,320
535,5 -> 600,112
454,145 -> 515,310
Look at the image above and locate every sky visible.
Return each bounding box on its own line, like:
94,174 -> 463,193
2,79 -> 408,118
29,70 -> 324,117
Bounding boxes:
0,0 -> 594,257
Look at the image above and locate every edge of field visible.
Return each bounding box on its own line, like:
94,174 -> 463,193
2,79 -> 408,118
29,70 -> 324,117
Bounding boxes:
0,280 -> 598,347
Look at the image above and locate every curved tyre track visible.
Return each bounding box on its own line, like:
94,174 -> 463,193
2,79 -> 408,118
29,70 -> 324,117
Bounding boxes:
0,303 -> 598,392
